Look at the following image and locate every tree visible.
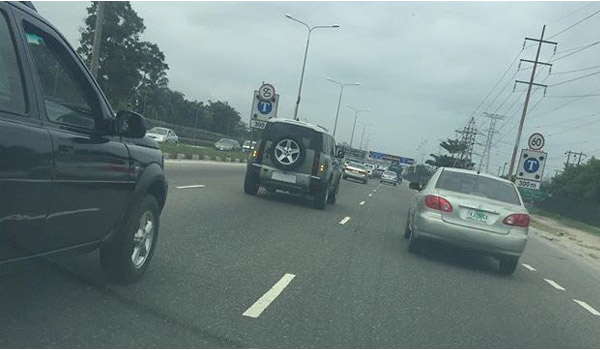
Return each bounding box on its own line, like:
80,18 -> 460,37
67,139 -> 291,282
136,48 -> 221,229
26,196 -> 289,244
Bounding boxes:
426,138 -> 474,169
77,1 -> 168,110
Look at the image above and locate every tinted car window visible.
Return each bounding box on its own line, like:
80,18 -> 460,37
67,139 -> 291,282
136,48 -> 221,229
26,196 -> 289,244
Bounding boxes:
264,123 -> 321,151
150,127 -> 168,135
0,11 -> 26,115
435,170 -> 521,205
24,23 -> 97,129
348,162 -> 366,170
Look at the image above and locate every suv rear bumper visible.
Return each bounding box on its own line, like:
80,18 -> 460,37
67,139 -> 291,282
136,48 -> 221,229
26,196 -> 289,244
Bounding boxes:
251,164 -> 324,194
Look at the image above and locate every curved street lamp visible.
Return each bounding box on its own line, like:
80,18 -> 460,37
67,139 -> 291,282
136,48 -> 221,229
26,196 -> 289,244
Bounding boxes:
346,105 -> 369,148
285,14 -> 339,121
327,77 -> 359,137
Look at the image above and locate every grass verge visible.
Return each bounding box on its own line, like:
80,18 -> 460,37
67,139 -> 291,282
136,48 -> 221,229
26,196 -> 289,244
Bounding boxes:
159,143 -> 248,161
526,205 -> 600,235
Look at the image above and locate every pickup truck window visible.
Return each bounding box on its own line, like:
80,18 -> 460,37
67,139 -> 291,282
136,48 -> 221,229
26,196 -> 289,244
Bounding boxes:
0,10 -> 26,115
24,22 -> 97,130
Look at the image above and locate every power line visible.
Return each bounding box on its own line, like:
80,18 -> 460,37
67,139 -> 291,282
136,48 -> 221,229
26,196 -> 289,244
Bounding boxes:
552,64 -> 600,75
551,39 -> 600,62
547,7 -> 600,40
548,69 -> 600,86
548,2 -> 599,26
547,118 -> 600,136
546,93 -> 600,98
533,112 -> 598,128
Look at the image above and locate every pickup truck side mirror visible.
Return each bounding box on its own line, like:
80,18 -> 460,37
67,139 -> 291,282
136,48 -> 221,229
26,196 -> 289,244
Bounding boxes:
115,110 -> 147,138
409,182 -> 423,191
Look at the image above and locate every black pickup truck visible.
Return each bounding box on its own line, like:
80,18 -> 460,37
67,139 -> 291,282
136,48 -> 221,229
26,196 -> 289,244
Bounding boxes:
0,2 -> 167,283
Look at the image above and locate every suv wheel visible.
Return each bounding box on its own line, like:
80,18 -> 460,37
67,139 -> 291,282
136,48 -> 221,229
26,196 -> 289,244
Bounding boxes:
327,182 -> 338,204
244,170 -> 260,195
100,195 -> 159,283
499,257 -> 519,275
314,183 -> 329,210
270,136 -> 306,171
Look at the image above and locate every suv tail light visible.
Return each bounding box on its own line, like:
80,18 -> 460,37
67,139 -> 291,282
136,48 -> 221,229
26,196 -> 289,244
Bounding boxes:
424,195 -> 453,213
312,153 -> 321,176
503,214 -> 530,227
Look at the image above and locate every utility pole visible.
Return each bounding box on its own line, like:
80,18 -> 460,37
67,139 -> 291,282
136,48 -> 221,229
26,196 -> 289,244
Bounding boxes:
502,162 -> 508,177
576,151 -> 588,165
565,150 -> 576,166
90,1 -> 106,79
507,25 -> 557,178
479,112 -> 504,173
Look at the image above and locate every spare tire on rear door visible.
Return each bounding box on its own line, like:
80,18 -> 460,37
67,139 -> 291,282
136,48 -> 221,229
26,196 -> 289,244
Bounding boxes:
270,135 -> 306,171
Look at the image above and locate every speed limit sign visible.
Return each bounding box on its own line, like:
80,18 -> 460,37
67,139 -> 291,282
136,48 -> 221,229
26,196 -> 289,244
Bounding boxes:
258,83 -> 275,101
528,133 -> 545,151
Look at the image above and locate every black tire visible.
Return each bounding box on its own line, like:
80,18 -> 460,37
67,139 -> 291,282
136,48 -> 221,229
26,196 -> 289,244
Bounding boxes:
363,179 -> 368,185
314,183 -> 329,210
394,183 -> 397,186
270,135 -> 306,171
327,181 -> 338,205
499,257 -> 519,275
380,180 -> 383,183
404,212 -> 412,239
342,175 -> 347,180
407,224 -> 422,254
100,195 -> 160,284
244,170 -> 259,195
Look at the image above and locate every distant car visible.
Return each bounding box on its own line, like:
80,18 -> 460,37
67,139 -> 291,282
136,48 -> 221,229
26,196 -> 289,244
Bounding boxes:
343,162 -> 368,184
242,140 -> 257,153
146,127 -> 178,144
405,167 -> 529,275
244,118 -> 343,210
380,171 -> 398,186
215,138 -> 241,151
365,164 -> 375,178
373,168 -> 385,178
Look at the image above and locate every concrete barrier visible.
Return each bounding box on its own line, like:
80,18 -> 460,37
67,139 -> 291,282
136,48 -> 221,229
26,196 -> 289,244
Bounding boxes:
204,155 -> 211,161
234,158 -> 240,163
215,156 -> 222,162
192,154 -> 200,160
177,153 -> 186,160
226,157 -> 232,162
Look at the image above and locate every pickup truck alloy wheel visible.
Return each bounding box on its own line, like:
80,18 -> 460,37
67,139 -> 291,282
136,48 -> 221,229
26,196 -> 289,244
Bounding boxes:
131,210 -> 155,268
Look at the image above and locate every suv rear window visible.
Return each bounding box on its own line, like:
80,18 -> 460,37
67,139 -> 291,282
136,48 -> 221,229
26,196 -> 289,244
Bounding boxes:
264,122 -> 321,151
435,170 -> 521,205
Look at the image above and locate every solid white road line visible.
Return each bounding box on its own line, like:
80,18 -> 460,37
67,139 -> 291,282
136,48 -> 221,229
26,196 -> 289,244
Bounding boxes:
339,216 -> 351,225
176,185 -> 206,189
243,273 -> 296,318
544,279 -> 566,291
573,299 -> 600,316
522,263 -> 537,272
359,201 -> 365,205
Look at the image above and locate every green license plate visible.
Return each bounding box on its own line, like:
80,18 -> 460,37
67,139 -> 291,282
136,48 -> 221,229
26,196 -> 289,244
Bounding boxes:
467,210 -> 488,222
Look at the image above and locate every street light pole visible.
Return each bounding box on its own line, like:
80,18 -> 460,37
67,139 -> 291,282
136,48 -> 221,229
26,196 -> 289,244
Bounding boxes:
327,78 -> 359,137
347,105 -> 368,148
285,14 -> 339,121
359,123 -> 371,150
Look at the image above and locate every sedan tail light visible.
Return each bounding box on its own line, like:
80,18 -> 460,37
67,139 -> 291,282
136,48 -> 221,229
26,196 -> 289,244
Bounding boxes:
424,195 -> 453,213
503,214 -> 530,227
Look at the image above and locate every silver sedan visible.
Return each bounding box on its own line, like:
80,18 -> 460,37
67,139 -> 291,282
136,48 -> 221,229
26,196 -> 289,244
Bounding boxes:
404,167 -> 529,274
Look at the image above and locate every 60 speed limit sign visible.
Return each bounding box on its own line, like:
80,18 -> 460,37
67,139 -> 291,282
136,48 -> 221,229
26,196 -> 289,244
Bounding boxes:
258,83 -> 275,101
528,133 -> 545,151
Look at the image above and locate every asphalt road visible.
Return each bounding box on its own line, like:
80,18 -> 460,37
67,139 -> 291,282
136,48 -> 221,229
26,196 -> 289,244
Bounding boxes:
1,160 -> 600,348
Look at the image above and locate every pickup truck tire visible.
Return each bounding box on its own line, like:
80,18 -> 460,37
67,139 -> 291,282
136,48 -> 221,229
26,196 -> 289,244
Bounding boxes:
100,195 -> 160,284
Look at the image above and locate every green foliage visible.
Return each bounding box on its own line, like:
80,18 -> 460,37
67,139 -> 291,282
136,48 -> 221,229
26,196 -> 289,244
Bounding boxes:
77,1 -> 249,138
547,157 -> 600,205
426,138 -> 474,169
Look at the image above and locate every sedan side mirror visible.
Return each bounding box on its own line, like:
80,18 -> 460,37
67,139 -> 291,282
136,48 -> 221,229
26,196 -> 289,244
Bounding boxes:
115,110 -> 147,138
336,149 -> 345,159
409,182 -> 422,191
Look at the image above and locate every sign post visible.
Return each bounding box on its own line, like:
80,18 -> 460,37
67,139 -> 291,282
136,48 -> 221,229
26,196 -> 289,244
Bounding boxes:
250,83 -> 279,130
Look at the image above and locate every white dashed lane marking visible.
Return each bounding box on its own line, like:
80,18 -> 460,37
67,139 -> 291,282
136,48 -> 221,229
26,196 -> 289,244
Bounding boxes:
573,299 -> 600,316
368,194 -> 373,197
522,263 -> 537,271
176,185 -> 206,189
359,201 -> 365,205
544,279 -> 566,291
339,216 -> 351,225
243,273 -> 295,318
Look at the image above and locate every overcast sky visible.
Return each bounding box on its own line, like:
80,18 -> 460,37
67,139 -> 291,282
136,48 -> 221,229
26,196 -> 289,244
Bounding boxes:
35,1 -> 600,176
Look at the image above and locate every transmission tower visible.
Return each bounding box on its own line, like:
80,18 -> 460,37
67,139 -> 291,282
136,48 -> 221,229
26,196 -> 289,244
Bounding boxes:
479,112 -> 505,173
455,117 -> 477,166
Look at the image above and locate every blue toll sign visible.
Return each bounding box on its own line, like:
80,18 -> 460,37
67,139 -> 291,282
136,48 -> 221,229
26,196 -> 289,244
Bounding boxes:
257,100 -> 273,115
524,158 -> 540,173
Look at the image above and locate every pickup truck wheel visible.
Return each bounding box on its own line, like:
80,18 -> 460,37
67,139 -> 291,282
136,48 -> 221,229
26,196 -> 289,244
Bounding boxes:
100,195 -> 159,284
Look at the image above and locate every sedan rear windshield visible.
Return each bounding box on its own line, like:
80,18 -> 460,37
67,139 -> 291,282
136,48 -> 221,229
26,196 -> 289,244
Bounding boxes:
383,171 -> 397,177
435,171 -> 521,205
150,128 -> 168,135
348,162 -> 366,170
